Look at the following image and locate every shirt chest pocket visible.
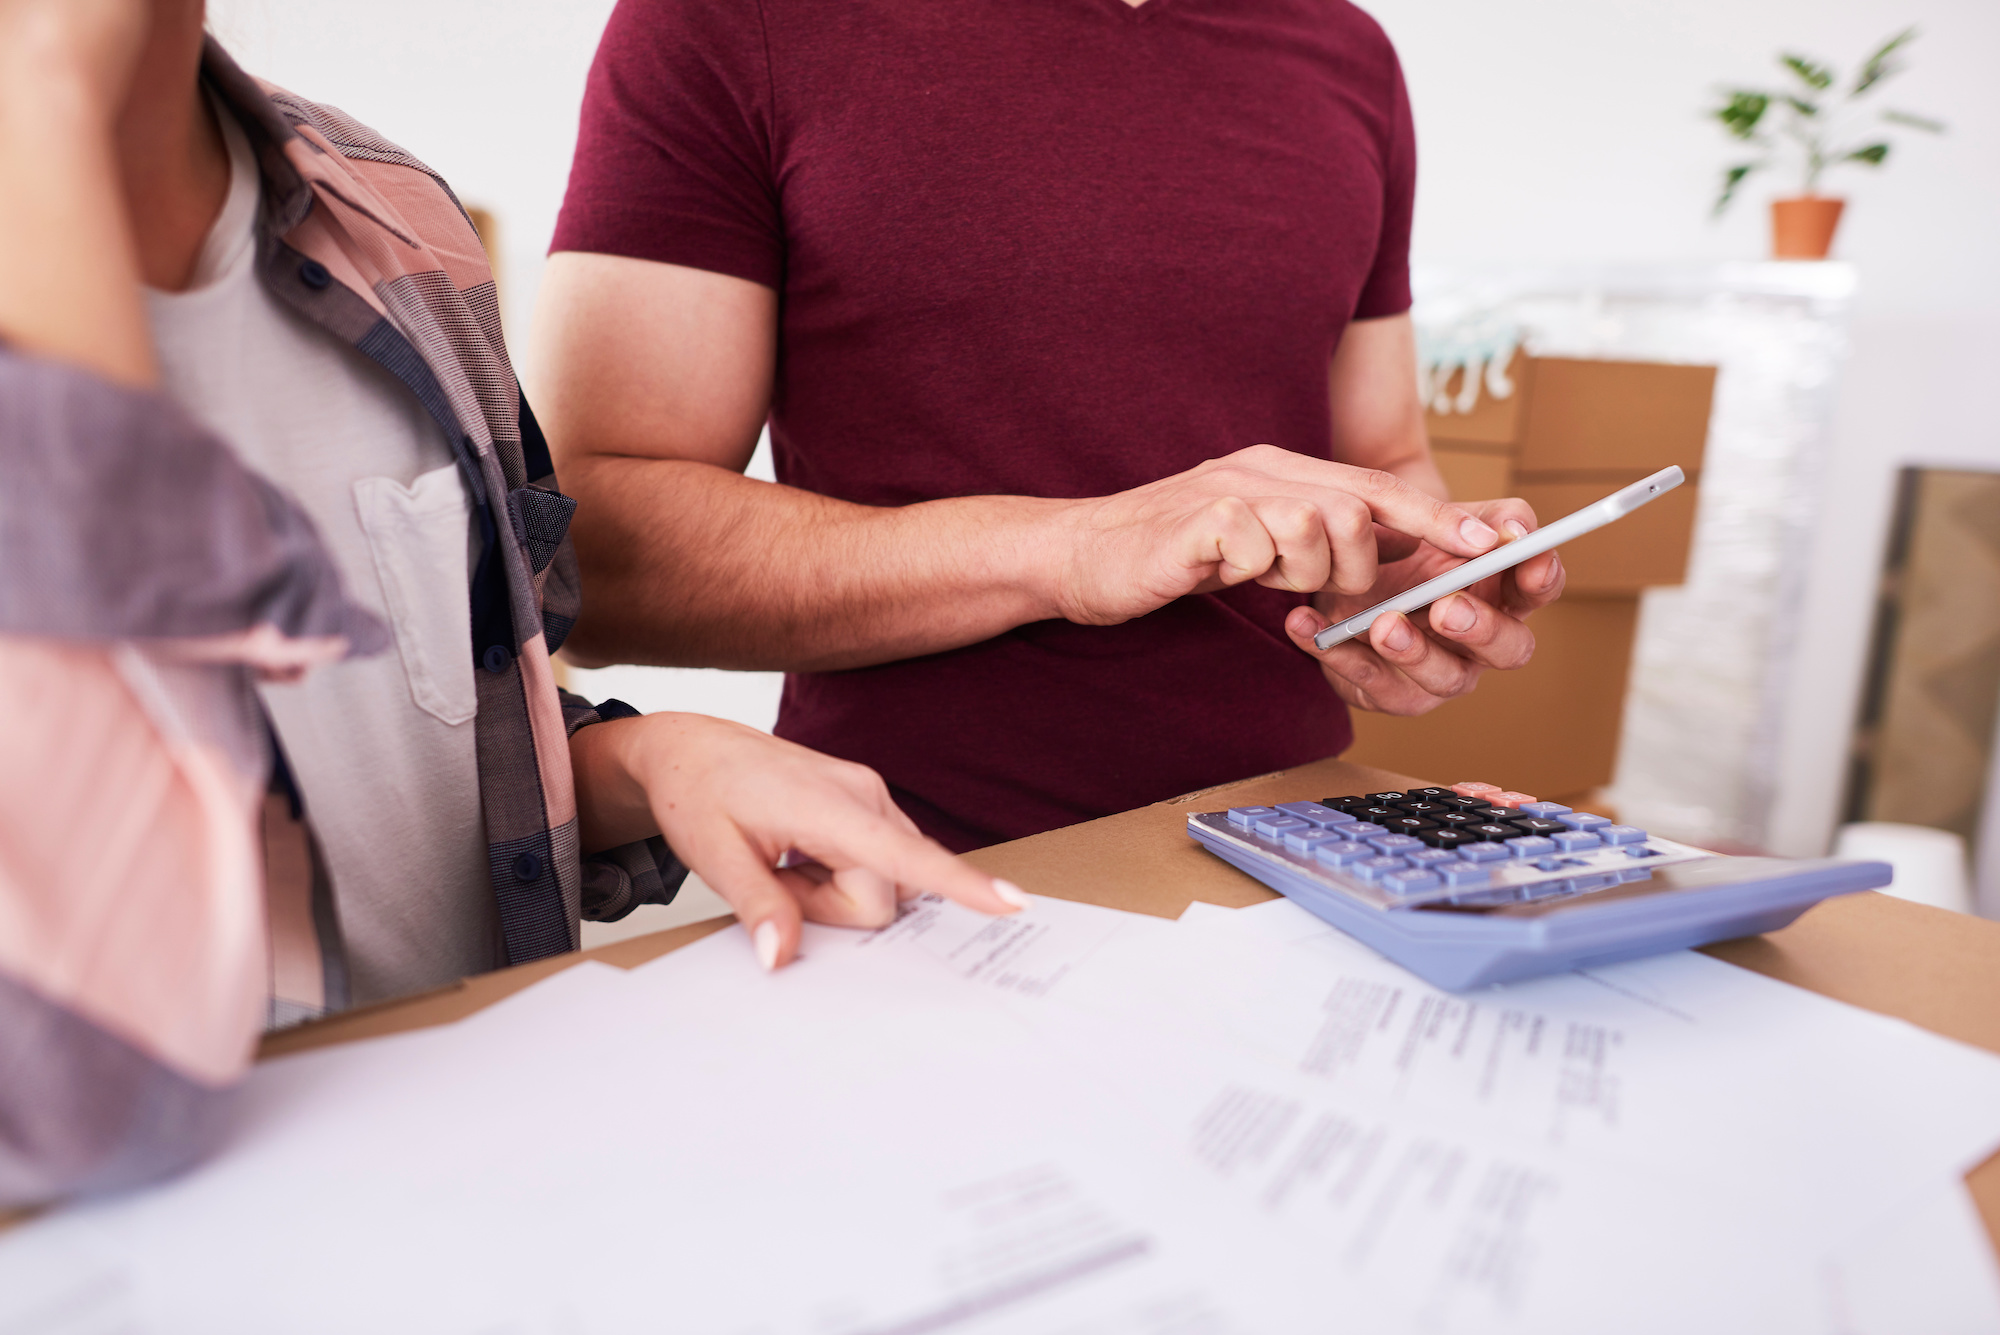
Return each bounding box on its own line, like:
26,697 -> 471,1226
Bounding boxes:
354,465 -> 476,726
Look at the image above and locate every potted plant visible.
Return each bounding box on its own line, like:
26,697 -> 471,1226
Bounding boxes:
1710,28 -> 1945,259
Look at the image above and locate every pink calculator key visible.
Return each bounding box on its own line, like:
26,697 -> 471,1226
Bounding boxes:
1452,782 -> 1502,797
1488,791 -> 1538,809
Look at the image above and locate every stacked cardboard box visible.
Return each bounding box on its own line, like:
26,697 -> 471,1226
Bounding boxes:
1341,355 -> 1716,804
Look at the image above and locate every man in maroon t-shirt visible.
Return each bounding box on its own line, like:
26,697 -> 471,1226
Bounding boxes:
536,0 -> 1566,852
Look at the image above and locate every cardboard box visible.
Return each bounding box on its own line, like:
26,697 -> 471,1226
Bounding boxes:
1341,596 -> 1641,800
1431,446 -> 1514,504
1513,357 -> 1715,477
1423,352 -> 1526,447
1426,353 -> 1713,595
1511,480 -> 1699,593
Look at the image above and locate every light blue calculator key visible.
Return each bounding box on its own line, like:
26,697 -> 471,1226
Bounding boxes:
1365,833 -> 1425,854
1382,868 -> 1443,894
1351,855 -> 1407,882
1552,830 -> 1602,853
1284,828 -> 1344,854
1556,812 -> 1613,832
1439,862 -> 1491,888
1504,835 -> 1558,858
1276,801 -> 1355,828
1405,848 -> 1456,867
1313,840 -> 1368,867
1598,825 -> 1648,846
1227,806 -> 1278,829
1342,822 -> 1387,839
1457,842 -> 1512,864
1254,814 -> 1310,837
1519,801 -> 1573,819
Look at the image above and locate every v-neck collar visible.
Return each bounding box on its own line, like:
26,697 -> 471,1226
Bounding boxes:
1096,0 -> 1172,24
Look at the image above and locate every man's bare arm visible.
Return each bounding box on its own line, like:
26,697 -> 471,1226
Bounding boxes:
529,254 -> 1070,671
531,254 -> 1504,673
1328,313 -> 1448,501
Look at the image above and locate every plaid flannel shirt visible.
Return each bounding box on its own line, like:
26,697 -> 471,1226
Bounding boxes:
0,42 -> 693,1204
203,42 -> 687,962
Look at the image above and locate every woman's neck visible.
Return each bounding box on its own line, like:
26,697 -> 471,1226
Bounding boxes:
115,1 -> 227,292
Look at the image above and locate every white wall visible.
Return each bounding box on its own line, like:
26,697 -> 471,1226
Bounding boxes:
207,0 -> 616,343
208,0 -> 2000,876
1376,0 -> 1997,320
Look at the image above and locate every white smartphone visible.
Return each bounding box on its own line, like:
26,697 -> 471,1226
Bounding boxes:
1311,464 -> 1686,651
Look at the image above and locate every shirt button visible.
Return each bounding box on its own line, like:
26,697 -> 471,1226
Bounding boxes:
482,644 -> 510,674
298,259 -> 332,289
513,851 -> 543,882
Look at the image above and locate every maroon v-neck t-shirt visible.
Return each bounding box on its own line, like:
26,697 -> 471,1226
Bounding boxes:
554,0 -> 1418,850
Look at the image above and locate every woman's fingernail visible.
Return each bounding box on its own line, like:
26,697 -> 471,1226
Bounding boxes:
1459,517 -> 1499,549
753,920 -> 781,972
1543,554 -> 1564,590
1439,595 -> 1477,633
1382,615 -> 1415,652
1502,520 -> 1529,542
993,879 -> 1031,911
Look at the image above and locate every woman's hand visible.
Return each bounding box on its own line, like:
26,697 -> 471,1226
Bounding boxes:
1282,498 -> 1567,716
569,713 -> 1026,971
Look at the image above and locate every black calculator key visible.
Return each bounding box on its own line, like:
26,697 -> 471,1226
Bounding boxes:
1365,791 -> 1406,803
1392,800 -> 1448,816
1350,805 -> 1401,822
1439,796 -> 1493,814
1385,816 -> 1437,835
1419,828 -> 1477,850
1405,787 -> 1455,800
1509,817 -> 1569,838
1322,796 -> 1370,810
1466,822 -> 1521,842
1434,811 -> 1484,828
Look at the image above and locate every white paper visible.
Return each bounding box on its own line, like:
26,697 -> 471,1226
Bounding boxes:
1142,899 -> 2000,1187
1825,1178 -> 2000,1334
7,892 -> 1998,1335
0,932 -> 1302,1334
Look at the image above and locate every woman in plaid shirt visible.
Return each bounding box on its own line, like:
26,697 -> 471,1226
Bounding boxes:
0,0 -> 1026,1208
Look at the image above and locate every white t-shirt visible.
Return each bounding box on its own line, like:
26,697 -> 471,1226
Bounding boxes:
146,103 -> 499,1004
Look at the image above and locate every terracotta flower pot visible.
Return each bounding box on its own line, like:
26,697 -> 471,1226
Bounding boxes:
1771,196 -> 1846,260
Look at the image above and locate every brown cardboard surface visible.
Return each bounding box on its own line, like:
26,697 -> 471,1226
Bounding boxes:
1341,597 -> 1642,800
255,916 -> 737,1060
1433,447 -> 1515,504
1513,480 -> 1699,593
14,756 -> 1996,1261
1518,357 -> 1716,475
1422,351 -> 1527,446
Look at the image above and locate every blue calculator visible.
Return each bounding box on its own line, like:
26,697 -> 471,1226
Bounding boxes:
1186,785 -> 1891,990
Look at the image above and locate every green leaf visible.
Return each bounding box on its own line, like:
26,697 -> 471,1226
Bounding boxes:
1784,95 -> 1819,118
1853,28 -> 1916,95
1882,108 -> 1946,133
1780,54 -> 1835,91
1714,91 -> 1770,140
1845,143 -> 1890,166
1715,163 -> 1758,214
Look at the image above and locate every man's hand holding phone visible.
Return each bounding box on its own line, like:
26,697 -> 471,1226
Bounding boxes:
1284,499 -> 1566,717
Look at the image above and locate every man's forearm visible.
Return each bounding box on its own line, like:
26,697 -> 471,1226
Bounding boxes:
563,455 -> 1072,672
